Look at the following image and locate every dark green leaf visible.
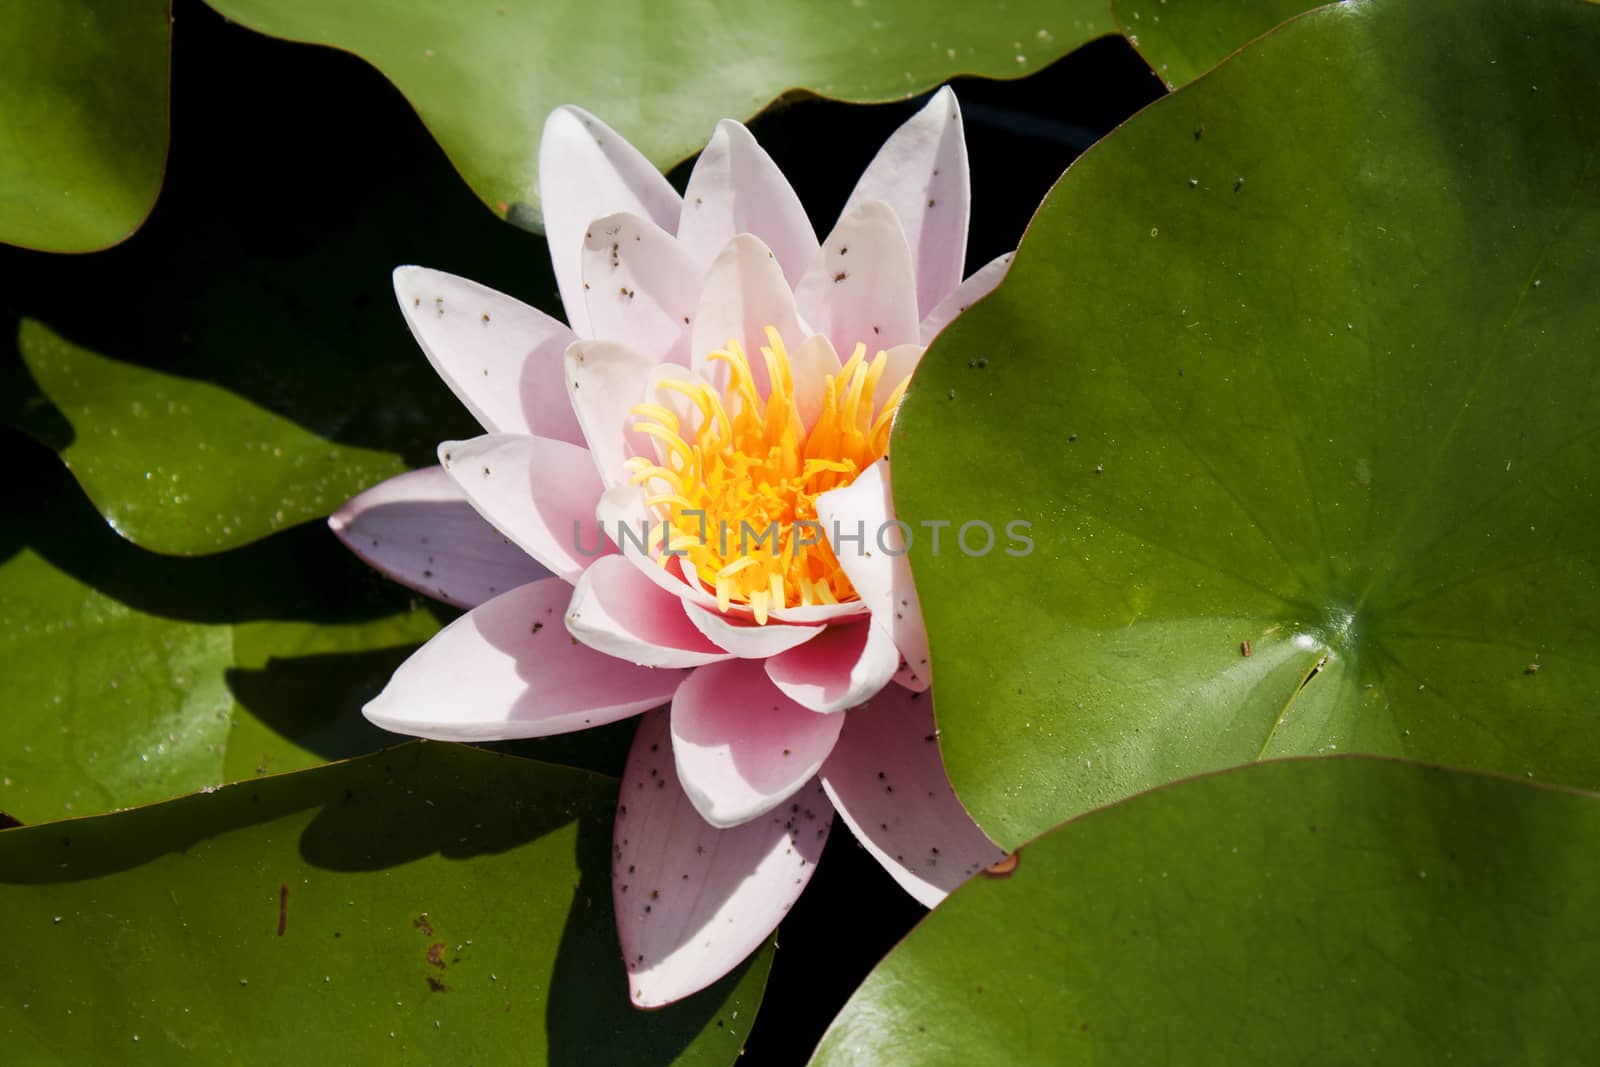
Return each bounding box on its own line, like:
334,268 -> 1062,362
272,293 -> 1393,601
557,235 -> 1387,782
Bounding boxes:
813,757 -> 1600,1065
894,0 -> 1600,846
0,743 -> 769,1064
199,0 -> 1116,225
16,319 -> 415,553
1115,0 -> 1327,89
1,8 -> 542,553
0,0 -> 170,252
0,436 -> 442,822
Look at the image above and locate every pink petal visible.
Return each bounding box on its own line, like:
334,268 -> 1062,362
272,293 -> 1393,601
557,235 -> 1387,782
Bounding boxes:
328,465 -> 548,609
788,333 -> 843,430
393,267 -> 583,444
873,342 -> 924,411
843,86 -> 971,318
813,459 -> 930,690
581,212 -> 699,365
364,578 -> 682,741
690,234 -> 806,398
677,120 -> 818,286
763,619 -> 899,713
670,659 -> 845,828
766,598 -> 870,626
819,684 -> 1005,907
920,252 -> 1014,344
596,484 -> 725,614
682,601 -> 824,658
438,434 -> 608,583
614,709 -> 833,1007
794,200 -> 921,355
567,555 -> 732,668
641,361 -> 719,468
539,106 -> 682,336
565,339 -> 657,488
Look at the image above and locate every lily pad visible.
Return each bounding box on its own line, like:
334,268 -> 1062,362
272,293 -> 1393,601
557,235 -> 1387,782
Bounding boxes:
0,6 -> 538,554
0,742 -> 770,1064
0,436 -> 443,823
893,0 -> 1600,847
0,0 -> 170,252
14,320 -> 419,554
200,0 -> 1116,227
1115,0 -> 1327,89
812,756 -> 1600,1065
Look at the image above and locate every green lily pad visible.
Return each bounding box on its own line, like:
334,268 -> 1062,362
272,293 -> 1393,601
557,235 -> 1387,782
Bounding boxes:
894,0 -> 1600,847
0,436 -> 443,823
200,0 -> 1115,227
812,756 -> 1600,1065
0,5 -> 548,555
1115,0 -> 1327,89
15,319 -> 418,554
0,742 -> 769,1064
0,0 -> 170,252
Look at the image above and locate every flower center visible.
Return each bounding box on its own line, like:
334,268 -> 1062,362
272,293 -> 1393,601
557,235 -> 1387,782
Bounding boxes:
624,326 -> 910,625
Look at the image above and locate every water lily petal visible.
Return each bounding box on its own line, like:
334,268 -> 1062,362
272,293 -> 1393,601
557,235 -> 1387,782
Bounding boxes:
766,598 -> 871,626
814,459 -> 930,690
439,434 -> 608,582
328,465 -> 548,610
567,555 -> 732,668
671,659 -> 844,828
690,233 -> 806,398
795,200 -> 921,354
920,252 -> 1014,344
365,578 -> 681,741
581,212 -> 699,365
565,339 -> 658,488
615,709 -> 833,1008
763,619 -> 899,713
819,683 -> 1005,907
873,342 -> 925,411
596,484 -> 725,614
642,361 -> 718,468
682,601 -> 824,658
843,86 -> 971,318
678,119 -> 817,286
788,333 -> 843,429
393,267 -> 583,443
539,105 -> 682,336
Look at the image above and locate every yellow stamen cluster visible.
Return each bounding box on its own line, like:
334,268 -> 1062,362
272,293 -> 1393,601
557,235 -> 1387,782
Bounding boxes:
624,326 -> 909,624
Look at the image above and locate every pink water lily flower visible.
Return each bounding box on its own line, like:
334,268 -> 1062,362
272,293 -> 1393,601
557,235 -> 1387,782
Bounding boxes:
331,88 -> 1011,1007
